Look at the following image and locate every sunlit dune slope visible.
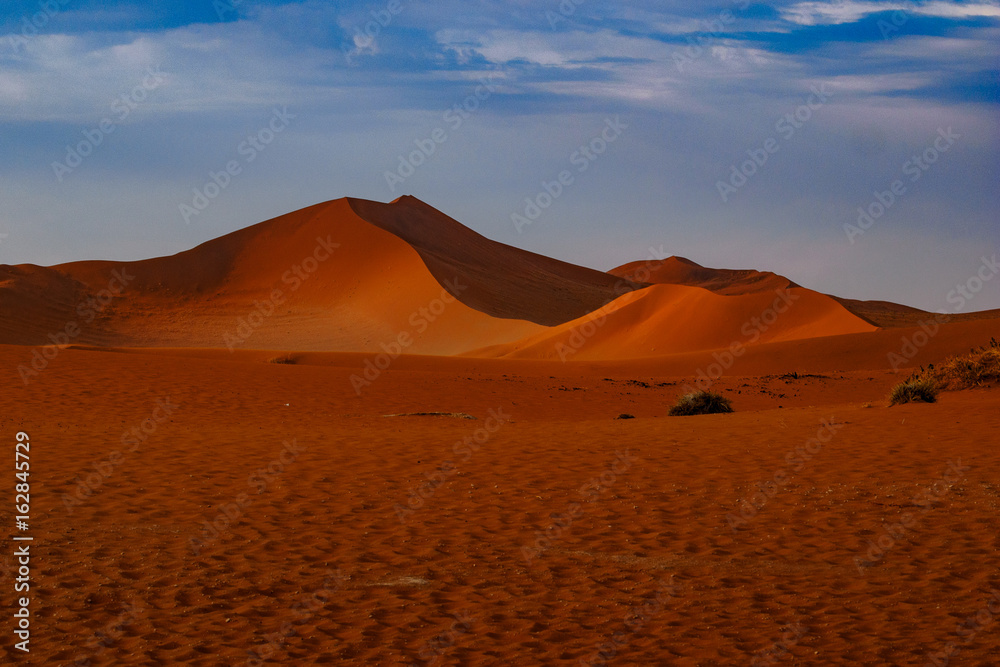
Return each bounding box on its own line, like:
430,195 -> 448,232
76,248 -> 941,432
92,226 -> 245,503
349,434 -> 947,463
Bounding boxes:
2,198 -> 546,354
478,283 -> 877,360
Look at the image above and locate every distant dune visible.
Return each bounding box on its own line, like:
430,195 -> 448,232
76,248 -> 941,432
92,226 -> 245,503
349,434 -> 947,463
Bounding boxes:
1,196 -> 996,363
610,255 -> 796,296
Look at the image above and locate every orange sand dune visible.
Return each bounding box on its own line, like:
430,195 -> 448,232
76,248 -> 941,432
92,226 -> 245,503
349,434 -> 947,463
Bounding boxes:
349,196 -> 646,325
5,196 -> 1000,666
3,198 -> 550,354
3,196 -> 989,362
609,254 -> 1000,329
611,255 -> 796,296
57,312 -> 997,390
481,284 -> 877,360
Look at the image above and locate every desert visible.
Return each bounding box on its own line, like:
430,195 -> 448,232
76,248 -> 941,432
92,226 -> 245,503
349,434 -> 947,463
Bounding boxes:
3,1 -> 999,665
3,194 -> 1000,665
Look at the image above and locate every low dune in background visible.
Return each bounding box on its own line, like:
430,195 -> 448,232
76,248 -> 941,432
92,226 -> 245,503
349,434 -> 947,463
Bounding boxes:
2,196 -> 999,665
610,255 -> 797,296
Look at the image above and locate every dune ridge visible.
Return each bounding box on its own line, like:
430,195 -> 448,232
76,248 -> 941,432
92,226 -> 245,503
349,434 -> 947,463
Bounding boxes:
3,196 -> 994,361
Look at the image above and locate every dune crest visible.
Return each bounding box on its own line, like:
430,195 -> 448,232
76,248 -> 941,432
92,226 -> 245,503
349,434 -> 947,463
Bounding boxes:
610,255 -> 796,296
5,196 -> 984,360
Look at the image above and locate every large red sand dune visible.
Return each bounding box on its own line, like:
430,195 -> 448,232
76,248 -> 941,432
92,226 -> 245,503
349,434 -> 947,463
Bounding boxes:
2,196 -> 997,365
3,196 -> 1000,666
2,198 -> 554,354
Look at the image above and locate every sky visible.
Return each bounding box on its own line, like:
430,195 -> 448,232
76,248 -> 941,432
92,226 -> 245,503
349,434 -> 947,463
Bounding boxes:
1,0 -> 998,312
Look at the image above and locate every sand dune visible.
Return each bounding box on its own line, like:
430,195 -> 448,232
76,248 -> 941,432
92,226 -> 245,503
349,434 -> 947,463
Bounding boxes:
3,196 -> 995,362
479,284 -> 877,360
348,196 -> 646,325
4,195 -> 1000,666
610,255 -> 796,296
3,198 -> 550,354
609,255 -> 1000,329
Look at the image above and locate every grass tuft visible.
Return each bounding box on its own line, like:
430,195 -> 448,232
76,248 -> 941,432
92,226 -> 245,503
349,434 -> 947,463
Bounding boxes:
668,390 -> 733,416
888,378 -> 939,406
891,338 -> 1000,406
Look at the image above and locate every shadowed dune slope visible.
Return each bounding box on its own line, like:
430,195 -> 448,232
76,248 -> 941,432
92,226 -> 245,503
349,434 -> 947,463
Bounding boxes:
347,196 -> 646,325
610,255 -> 797,296
828,296 -> 1000,328
0,264 -> 97,346
1,198 -> 548,354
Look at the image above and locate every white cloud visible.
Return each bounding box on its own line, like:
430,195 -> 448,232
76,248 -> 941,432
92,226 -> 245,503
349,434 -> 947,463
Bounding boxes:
0,24 -> 317,122
782,0 -> 1000,26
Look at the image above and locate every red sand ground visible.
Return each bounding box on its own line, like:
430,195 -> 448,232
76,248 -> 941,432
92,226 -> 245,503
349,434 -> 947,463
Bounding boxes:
1,344 -> 999,665
2,197 -> 999,665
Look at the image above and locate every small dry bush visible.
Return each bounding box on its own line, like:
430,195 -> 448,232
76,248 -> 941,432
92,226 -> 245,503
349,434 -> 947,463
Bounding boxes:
669,391 -> 733,416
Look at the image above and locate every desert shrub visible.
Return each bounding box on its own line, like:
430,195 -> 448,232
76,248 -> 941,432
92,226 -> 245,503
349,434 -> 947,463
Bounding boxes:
669,390 -> 733,416
932,342 -> 1000,389
888,378 -> 939,406
897,338 -> 1000,395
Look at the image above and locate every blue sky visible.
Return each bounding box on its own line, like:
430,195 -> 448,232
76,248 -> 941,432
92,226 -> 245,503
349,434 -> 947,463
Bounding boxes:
1,0 -> 998,312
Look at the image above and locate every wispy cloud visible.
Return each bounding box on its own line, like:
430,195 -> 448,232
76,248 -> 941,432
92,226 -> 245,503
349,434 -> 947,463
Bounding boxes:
0,0 -> 997,312
781,0 -> 1000,26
